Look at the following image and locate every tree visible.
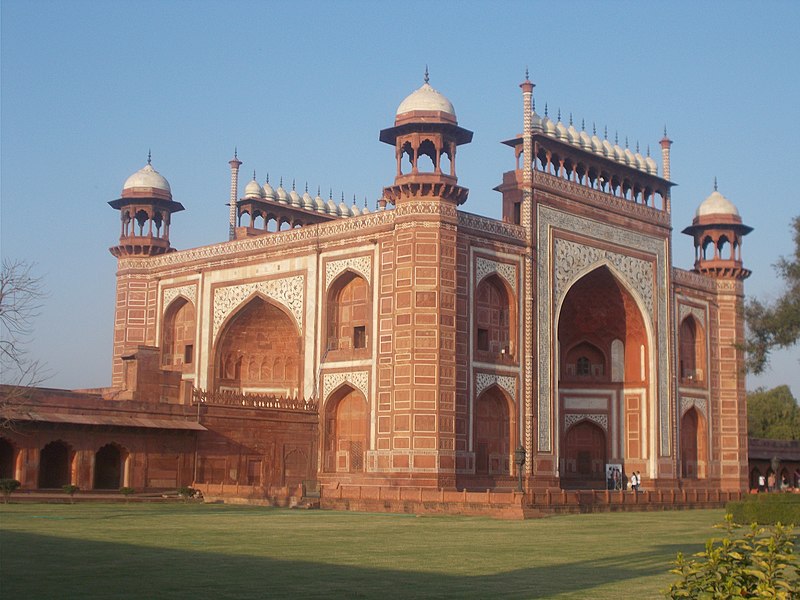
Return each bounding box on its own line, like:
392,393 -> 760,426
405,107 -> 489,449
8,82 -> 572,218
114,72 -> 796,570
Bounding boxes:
747,385 -> 800,441
744,216 -> 800,374
0,259 -> 48,427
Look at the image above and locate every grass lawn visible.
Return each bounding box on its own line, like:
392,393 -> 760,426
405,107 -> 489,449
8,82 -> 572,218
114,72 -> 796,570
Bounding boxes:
0,503 -> 725,599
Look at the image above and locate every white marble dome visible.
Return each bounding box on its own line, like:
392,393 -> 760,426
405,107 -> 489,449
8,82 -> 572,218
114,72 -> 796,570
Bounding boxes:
244,178 -> 264,199
123,163 -> 171,195
696,190 -> 739,218
397,82 -> 456,118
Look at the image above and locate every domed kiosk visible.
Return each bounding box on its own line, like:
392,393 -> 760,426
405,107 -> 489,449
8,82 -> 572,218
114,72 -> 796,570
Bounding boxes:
108,156 -> 184,257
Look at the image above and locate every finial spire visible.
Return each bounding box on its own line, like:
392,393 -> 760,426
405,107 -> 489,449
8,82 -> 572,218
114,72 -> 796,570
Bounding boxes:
592,122 -> 597,136
525,66 -> 529,81
317,185 -> 321,196
253,170 -> 257,180
646,144 -> 651,157
234,147 -> 238,159
569,112 -> 573,126
714,176 -> 718,191
305,181 -> 308,193
581,118 -> 585,131
147,149 -> 152,165
292,178 -> 296,191
341,191 -> 345,202
615,131 -> 619,144
544,103 -> 549,117
364,195 -> 368,208
636,141 -> 640,153
557,108 -> 562,122
265,173 -> 269,183
625,136 -> 629,149
532,98 -> 536,112
424,65 -> 429,84
663,125 -> 668,137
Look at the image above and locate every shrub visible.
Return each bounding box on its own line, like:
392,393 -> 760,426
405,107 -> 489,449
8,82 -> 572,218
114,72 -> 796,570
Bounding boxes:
0,479 -> 21,503
664,514 -> 798,599
727,493 -> 800,525
177,486 -> 199,502
119,487 -> 135,502
62,484 -> 79,504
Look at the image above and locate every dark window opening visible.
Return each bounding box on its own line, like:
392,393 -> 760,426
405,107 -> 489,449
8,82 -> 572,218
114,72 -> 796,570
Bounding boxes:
513,202 -> 521,225
353,326 -> 366,349
477,328 -> 489,351
576,356 -> 590,376
184,344 -> 194,364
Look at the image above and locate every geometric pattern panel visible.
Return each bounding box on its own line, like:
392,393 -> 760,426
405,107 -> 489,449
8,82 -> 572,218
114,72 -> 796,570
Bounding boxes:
564,413 -> 609,432
326,255 -> 372,290
680,396 -> 707,420
474,372 -> 517,400
323,370 -> 370,404
678,304 -> 706,329
163,283 -> 197,309
213,275 -> 305,340
475,257 -> 517,295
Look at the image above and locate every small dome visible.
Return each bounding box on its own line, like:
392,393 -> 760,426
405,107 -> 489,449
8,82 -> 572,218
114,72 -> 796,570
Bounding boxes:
244,178 -> 264,199
326,198 -> 338,214
289,189 -> 301,207
541,116 -> 556,136
579,130 -> 592,150
556,120 -> 569,141
338,200 -> 349,217
263,178 -> 276,200
276,183 -> 289,204
696,189 -> 740,218
591,134 -> 604,155
361,202 -> 370,215
314,194 -> 326,212
122,162 -> 171,196
302,191 -> 313,209
602,139 -> 614,158
567,124 -> 581,145
350,201 -> 361,217
645,156 -> 658,175
396,82 -> 456,118
531,110 -> 542,132
624,148 -> 636,166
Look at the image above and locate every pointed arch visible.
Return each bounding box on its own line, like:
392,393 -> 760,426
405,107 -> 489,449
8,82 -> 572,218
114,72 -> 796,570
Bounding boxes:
38,440 -> 74,489
679,315 -> 706,383
162,296 -> 196,369
323,384 -> 369,473
325,271 -> 371,354
473,385 -> 513,475
213,295 -> 302,394
474,273 -> 516,359
562,419 -> 607,484
94,443 -> 129,490
0,437 -> 18,480
680,406 -> 707,479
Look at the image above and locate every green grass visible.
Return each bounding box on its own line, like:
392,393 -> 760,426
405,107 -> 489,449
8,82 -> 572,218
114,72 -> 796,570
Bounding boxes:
0,504 -> 725,599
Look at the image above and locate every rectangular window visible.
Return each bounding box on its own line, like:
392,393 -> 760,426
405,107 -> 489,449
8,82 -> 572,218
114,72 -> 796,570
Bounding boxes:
353,326 -> 366,349
184,344 -> 194,364
477,328 -> 489,351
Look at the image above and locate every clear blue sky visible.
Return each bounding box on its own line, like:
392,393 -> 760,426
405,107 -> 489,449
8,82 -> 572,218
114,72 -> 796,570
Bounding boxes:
2,0 -> 798,397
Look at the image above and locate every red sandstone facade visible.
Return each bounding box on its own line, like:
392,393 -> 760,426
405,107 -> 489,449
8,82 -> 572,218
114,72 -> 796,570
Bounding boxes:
0,75 -> 758,513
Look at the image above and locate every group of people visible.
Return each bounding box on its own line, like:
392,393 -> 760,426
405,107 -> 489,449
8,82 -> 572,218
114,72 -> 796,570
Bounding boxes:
606,467 -> 643,492
756,469 -> 800,493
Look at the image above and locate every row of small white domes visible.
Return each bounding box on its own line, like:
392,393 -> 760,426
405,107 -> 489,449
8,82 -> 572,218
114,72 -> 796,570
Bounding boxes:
243,177 -> 370,217
532,111 -> 659,176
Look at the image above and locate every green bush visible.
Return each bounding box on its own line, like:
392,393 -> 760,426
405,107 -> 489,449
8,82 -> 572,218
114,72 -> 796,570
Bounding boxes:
119,487 -> 135,502
727,493 -> 800,525
0,479 -> 21,504
177,486 -> 199,501
665,514 -> 798,599
62,484 -> 79,504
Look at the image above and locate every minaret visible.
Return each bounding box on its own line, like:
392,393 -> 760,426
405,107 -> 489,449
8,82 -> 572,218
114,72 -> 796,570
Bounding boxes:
228,149 -> 242,240
108,153 -> 184,257
682,184 -> 753,492
660,128 -> 673,212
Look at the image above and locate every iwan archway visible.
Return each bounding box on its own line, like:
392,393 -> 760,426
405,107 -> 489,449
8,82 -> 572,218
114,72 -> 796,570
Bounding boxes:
556,265 -> 652,489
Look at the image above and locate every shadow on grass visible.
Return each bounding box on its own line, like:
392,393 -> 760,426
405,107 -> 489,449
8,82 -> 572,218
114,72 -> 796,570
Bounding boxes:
0,529 -> 695,599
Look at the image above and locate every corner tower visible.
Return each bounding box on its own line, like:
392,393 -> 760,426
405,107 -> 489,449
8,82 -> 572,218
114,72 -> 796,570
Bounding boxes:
683,184 -> 753,492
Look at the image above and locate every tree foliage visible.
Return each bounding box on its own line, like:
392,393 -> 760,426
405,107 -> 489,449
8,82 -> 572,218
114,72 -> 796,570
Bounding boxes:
747,385 -> 800,441
665,515 -> 798,599
745,216 -> 800,374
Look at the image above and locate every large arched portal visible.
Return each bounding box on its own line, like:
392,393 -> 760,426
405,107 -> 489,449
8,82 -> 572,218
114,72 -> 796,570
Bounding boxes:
680,407 -> 707,478
38,441 -> 73,489
214,296 -> 302,395
324,386 -> 369,473
473,388 -> 511,476
557,265 -> 650,487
